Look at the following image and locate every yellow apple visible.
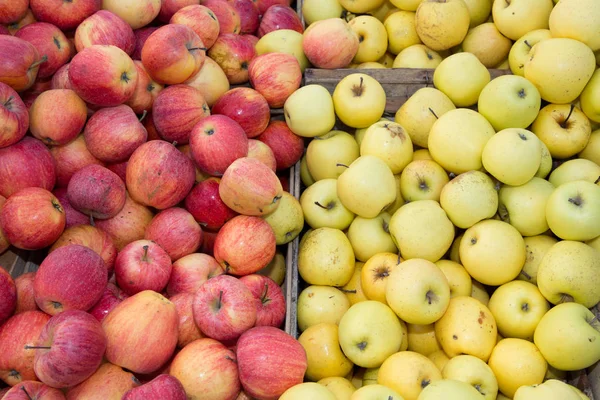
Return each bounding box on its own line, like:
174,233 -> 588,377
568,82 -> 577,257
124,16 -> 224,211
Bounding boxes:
587,235 -> 600,252
463,0 -> 492,27
369,1 -> 397,22
433,52 -> 490,107
300,178 -> 356,230
356,62 -> 387,69
319,377 -> 357,399
580,129 -> 600,165
418,379 -> 483,400
298,286 -> 351,332
303,0 -> 345,26
441,355 -> 498,400
461,23 -> 511,68
535,140 -> 553,179
333,73 -> 387,129
549,159 -> 600,187
298,227 -> 356,286
341,262 -> 369,305
384,11 -> 421,55
439,170 -> 498,229
580,69 -> 600,123
360,120 -> 414,174
280,382 -> 337,400
399,159 -> 449,202
300,154 -> 316,188
355,117 -> 388,147
350,384 -> 404,400
102,0 -> 160,29
470,280 -> 490,306
184,57 -> 230,107
389,0 -> 421,11
412,149 -> 432,161
488,338 -> 547,398
392,44 -> 442,68
339,0 -> 386,13
434,296 -> 497,361
570,385 -> 593,400
508,29 -> 552,77
517,234 -> 557,284
515,380 -> 583,400
338,301 -> 404,368
427,350 -> 450,372
284,84 -> 336,137
495,58 -> 509,69
385,174 -> 405,215
361,367 -> 379,386
395,87 -> 455,148
388,200 -> 455,262
307,131 -> 360,181
377,351 -> 442,400
407,323 -> 441,356
255,30 -> 310,72
378,52 -> 396,67
257,250 -> 286,285
449,234 -> 463,264
524,38 -> 596,104
299,323 -> 354,381
414,0 -> 470,51
348,213 -> 397,263
435,260 -> 472,298
361,252 -> 401,303
491,0 -> 553,40
549,0 -> 600,52
349,16 -> 388,63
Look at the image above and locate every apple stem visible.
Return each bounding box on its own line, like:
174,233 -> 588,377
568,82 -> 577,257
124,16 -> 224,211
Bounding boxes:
339,289 -> 357,294
428,107 -> 438,119
4,95 -> 13,108
141,245 -> 149,261
28,55 -> 48,71
561,104 -> 576,128
520,270 -> 532,280
138,110 -> 148,122
336,163 -> 349,168
314,201 -> 333,210
24,345 -> 51,350
89,214 -> 95,227
260,282 -> 269,303
595,176 -> 600,185
172,141 -> 178,147
21,386 -> 33,400
524,40 -> 532,49
216,290 -> 223,310
187,47 -> 207,52
397,254 -> 402,265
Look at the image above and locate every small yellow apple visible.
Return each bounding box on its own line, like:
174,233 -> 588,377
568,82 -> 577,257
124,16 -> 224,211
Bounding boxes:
333,73 -> 387,129
284,84 -> 336,137
428,349 -> 450,372
433,52 -> 490,107
535,140 -> 553,179
348,213 -> 397,263
508,29 -> 552,77
470,280 -> 490,306
435,260 -> 472,298
517,234 -> 557,284
406,323 -> 441,356
255,29 -> 310,72
392,44 -> 442,68
377,351 -> 442,400
361,252 -> 401,304
580,69 -> 600,123
300,155 -> 316,188
319,377 -> 357,399
462,0 -> 492,27
449,234 -> 463,264
385,174 -> 405,215
368,1 -> 397,22
378,52 -> 396,67
513,379 -> 582,400
549,0 -> 600,52
297,285 -> 351,332
300,178 -> 355,231
389,0 -> 421,11
419,379 -> 483,400
307,131 -> 360,181
412,149 -> 432,161
356,62 -> 387,69
341,262 -> 369,305
360,120 -> 414,174
302,0 -> 345,26
415,0 -> 470,51
349,16 -> 388,63
461,23 -> 511,68
350,384 -> 404,400
384,11 -> 421,55
263,191 -> 304,245
299,323 -> 354,381
339,0 -> 386,13
441,355 -> 498,400
399,159 -> 449,202
491,0 -> 553,40
549,159 -> 600,187
361,367 -> 379,386
280,382 -> 337,400
579,129 -> 600,166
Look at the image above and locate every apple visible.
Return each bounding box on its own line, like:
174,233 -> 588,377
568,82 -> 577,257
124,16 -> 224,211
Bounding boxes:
65,362 -> 139,400
300,178 -> 355,230
51,63 -> 73,90
52,187 -> 88,228
0,35 -> 47,92
492,0 -> 553,41
247,139 -> 277,171
347,213 -> 396,262
2,381 -> 66,399
183,57 -> 230,107
69,44 -> 138,107
88,282 -> 128,322
28,0 -> 100,30
415,0 -> 470,51
122,374 -> 186,400
546,180 -> 600,241
517,234 -> 558,285
462,22 -> 511,68
400,159 -> 449,203
405,322 -> 442,356
170,5 -> 221,49
125,61 -> 163,114
14,272 -> 38,314
14,22 -> 71,79
301,0 -> 343,25
433,52 -> 490,107
158,0 -> 199,22
298,323 -> 353,382
230,0 -> 260,34
103,290 -> 178,374
257,250 -> 286,287
384,11 -> 420,56
255,29 -> 310,72
248,52 -> 302,109
302,18 -> 359,69
279,383 -> 336,399
257,121 -> 304,171
67,164 -> 126,220
418,379 -> 482,400
207,33 -> 256,85
283,84 -> 336,138
549,0 -> 600,50
462,0 -> 493,27
351,384 -> 403,400
306,130 -> 359,181
184,178 -> 237,232
0,0 -> 28,24
297,285 -> 350,332
513,379 -> 582,400
348,15 -> 387,64
258,5 -> 303,38
74,10 -> 135,55
170,293 -> 204,348
50,135 -> 104,188
441,355 -> 498,400
378,351 -> 442,399
239,274 -> 286,328
0,82 -> 28,148
101,0 -> 160,30
360,120 -> 413,174
392,44 -> 443,69
192,274 -> 256,341
144,207 -> 202,261
318,378 -> 355,399
6,9 -> 36,36
333,73 -> 386,129
508,29 -> 552,77
131,27 -> 158,60
169,338 -> 240,400
262,190 -> 303,244
212,87 -> 270,138
115,239 -> 172,295
203,0 -> 241,35
549,159 -> 600,187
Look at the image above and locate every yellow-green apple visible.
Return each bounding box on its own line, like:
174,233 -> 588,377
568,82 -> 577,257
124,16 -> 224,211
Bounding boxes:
145,208 -> 202,261
435,260 -> 471,299
170,5 -> 220,49
184,57 -> 230,107
52,187 -> 89,228
66,362 -> 139,400
122,374 -> 185,400
406,323 -> 441,356
339,0 -> 385,13
229,0 -> 260,35
395,87 -> 455,148
471,280 -> 490,306
184,178 -> 237,232
280,383 -> 336,399
333,73 -> 386,129
0,35 -> 47,92
298,285 -> 350,331
435,296 -> 497,361
247,139 -> 277,171
74,10 -> 135,54
299,323 -> 354,381
492,0 -> 552,40
338,301 -> 403,368
166,252 -> 223,296
384,11 -> 420,55
508,29 -> 552,77
240,274 -> 286,328
170,292 -> 204,348
389,199 -> 455,262
348,213 -> 396,262
419,379 -> 483,400
549,0 -> 600,52
448,234 -> 462,264
348,15 -> 388,64
415,0 -> 470,51
257,250 -> 286,286
341,262 -> 368,305
212,89 -> 269,139
237,326 -> 307,398
257,120 -> 304,171
125,60 -> 163,113
360,120 -> 413,174
318,377 -> 356,398
477,75 -> 542,131
518,234 -> 557,284
262,191 -> 303,244
524,38 -> 596,104
258,5 -> 303,37
299,227 -> 355,286
513,379 -> 582,400
88,282 -> 128,322
392,44 -> 442,68
536,141 -> 553,179
442,355 -> 498,400
302,18 -> 359,69
300,178 -> 356,230
461,23 -> 511,68
3,381 -> 65,399
351,384 -> 404,399
534,302 -> 600,371
301,158 -> 316,186
546,180 -> 600,241
580,129 -> 600,166
482,128 -> 542,186
283,84 -> 336,137
127,140 -> 195,209
255,30 -> 310,73
248,53 -> 301,109
0,0 -> 28,24
13,22 -> 71,79
207,33 -> 257,85
360,252 -> 400,304
400,159 -> 449,202
302,0 -> 344,25
337,155 -> 396,218
14,272 -> 38,314
203,0 -> 241,35
580,69 -> 600,123
377,351 -> 441,399
101,0 -> 160,30
440,171 -> 497,229
462,0 -> 492,27
550,159 -> 600,187
67,164 -> 126,219
307,131 -> 359,181
170,338 -> 240,400
433,52 -> 490,107
0,82 -> 28,148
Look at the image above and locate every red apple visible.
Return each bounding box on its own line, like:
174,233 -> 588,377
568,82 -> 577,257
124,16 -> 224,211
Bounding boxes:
178,144 -> 211,183
2,381 -> 65,400
0,387 -> 7,399
67,164 -> 126,219
6,9 -> 36,36
125,60 -> 163,114
144,207 -> 203,262
0,82 -> 28,148
229,0 -> 259,34
0,26 -> 8,35
131,27 -> 158,61
132,350 -> 178,385
114,239 -> 172,295
189,115 -> 249,176
14,272 -> 38,314
50,135 -> 104,188
13,23 -> 69,80
0,267 -> 16,325
94,194 -> 154,251
152,84 -> 210,144
65,362 -> 139,400
166,252 -> 224,296
0,311 -> 50,386
33,244 -> 106,315
29,89 -> 88,146
158,0 -> 200,22
219,157 -> 283,216
207,33 -> 256,85
249,52 -> 301,108
0,195 -> 7,253
106,161 -> 127,184
303,18 -> 360,69
170,293 -> 204,348
0,187 -> 65,250
203,0 -> 241,35
0,35 -> 46,92
126,140 -> 196,210
74,10 -> 135,55
170,5 -> 220,49
87,282 -> 128,322
236,326 -> 307,400
0,0 -> 28,24
69,44 -> 138,107
84,104 -> 148,163
258,5 -> 303,37
200,230 -> 217,256
143,111 -> 161,141
52,187 -> 89,228
50,63 -> 72,90
193,274 -> 257,341
49,225 -> 117,277
141,24 -> 206,85
247,139 -> 277,172
31,310 -> 107,388
257,120 -> 304,171
102,290 -> 178,374
212,87 -> 270,138
123,374 -> 186,400
29,0 -> 101,31
184,178 -> 237,232
239,274 -> 285,328
255,0 -> 291,14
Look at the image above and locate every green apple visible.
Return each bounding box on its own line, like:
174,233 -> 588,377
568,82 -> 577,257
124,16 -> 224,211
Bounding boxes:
534,302 -> 600,371
549,159 -> 600,187
284,84 -> 336,137
297,286 -> 351,332
440,170 -> 498,229
433,52 -> 490,107
441,355 -> 498,400
300,154 -> 316,187
517,234 -> 558,284
549,0 -> 600,52
389,200 -> 455,262
508,29 -> 552,76
302,0 -> 344,26
298,227 -> 356,286
360,120 -> 414,174
535,140 -> 553,179
579,129 -> 600,165
392,44 -> 443,69
545,180 -> 600,241
400,159 -> 449,202
348,15 -> 388,64
477,75 -> 542,131
262,191 -> 304,245
255,29 -> 310,72
491,0 -> 553,41
394,87 -> 455,148
350,384 -> 404,400
347,212 -> 397,262
332,73 -> 387,129
300,178 -> 356,230
257,250 -> 286,286
337,155 -> 397,219
418,379 -> 483,400
536,240 -> 600,308
307,130 -> 360,181
338,301 -> 403,368
498,177 -> 555,237
514,380 -> 581,400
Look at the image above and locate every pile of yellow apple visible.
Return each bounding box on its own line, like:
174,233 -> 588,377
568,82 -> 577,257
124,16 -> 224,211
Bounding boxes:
274,1 -> 600,399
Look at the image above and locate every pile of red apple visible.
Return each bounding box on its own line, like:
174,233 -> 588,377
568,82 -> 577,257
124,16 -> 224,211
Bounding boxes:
0,0 -> 311,398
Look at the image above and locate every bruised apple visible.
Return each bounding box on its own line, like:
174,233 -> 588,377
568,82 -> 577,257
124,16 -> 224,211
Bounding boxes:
67,164 -> 126,220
